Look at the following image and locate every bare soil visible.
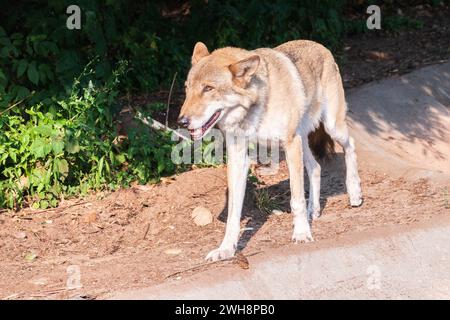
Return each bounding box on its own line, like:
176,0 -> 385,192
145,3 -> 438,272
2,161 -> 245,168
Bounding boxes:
1,154 -> 449,299
341,3 -> 450,88
1,4 -> 450,300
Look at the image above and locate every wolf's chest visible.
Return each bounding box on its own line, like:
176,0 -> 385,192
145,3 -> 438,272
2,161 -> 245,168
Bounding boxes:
255,109 -> 290,141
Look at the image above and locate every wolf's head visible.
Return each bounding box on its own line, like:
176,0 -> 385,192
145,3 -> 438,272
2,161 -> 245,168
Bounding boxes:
178,42 -> 261,140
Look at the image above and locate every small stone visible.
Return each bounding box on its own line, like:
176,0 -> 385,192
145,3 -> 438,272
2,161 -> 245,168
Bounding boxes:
191,206 -> 213,226
15,232 -> 27,239
29,277 -> 48,286
164,248 -> 182,255
24,252 -> 38,262
272,209 -> 285,216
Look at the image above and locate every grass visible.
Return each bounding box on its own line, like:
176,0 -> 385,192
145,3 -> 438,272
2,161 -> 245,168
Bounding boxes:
254,188 -> 282,215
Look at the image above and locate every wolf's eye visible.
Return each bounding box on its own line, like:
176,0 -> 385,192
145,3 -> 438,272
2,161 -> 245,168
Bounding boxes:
203,85 -> 214,93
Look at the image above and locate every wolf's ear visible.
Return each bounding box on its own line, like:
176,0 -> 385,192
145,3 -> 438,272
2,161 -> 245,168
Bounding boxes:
229,55 -> 260,86
192,42 -> 210,65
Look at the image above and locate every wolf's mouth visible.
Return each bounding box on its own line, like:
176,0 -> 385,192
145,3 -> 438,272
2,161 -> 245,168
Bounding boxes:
189,110 -> 222,140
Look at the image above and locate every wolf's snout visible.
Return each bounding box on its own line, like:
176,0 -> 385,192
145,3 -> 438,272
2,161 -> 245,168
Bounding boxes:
177,116 -> 190,127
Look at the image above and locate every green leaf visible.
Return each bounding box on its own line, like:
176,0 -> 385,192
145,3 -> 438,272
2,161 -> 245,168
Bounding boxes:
9,151 -> 17,163
34,124 -> 52,137
30,138 -> 51,158
40,200 -> 49,209
54,158 -> 69,176
0,68 -> 7,83
52,140 -> 64,155
17,60 -> 28,78
56,50 -> 79,73
157,161 -> 165,174
37,182 -> 45,193
115,153 -> 126,164
12,85 -> 30,100
19,134 -> 30,153
27,62 -> 39,85
10,33 -> 23,40
65,139 -> 80,154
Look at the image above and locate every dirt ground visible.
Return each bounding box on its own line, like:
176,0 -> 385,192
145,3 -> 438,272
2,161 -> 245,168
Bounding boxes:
341,3 -> 450,88
1,4 -> 450,300
1,153 -> 449,300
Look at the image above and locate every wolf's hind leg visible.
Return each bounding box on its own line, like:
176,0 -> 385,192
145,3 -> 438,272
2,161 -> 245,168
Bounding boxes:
302,139 -> 321,220
323,75 -> 363,207
324,119 -> 362,207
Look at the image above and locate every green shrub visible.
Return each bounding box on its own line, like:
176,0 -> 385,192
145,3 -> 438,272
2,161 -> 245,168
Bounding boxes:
0,62 -> 176,209
0,0 -> 350,109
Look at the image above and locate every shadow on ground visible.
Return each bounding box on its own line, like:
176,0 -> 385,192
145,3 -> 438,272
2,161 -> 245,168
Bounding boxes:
218,153 -> 348,251
347,62 -> 450,172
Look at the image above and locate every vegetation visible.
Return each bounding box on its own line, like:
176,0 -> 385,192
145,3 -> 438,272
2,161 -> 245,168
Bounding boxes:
0,62 -> 176,209
0,0 -> 443,209
254,188 -> 283,216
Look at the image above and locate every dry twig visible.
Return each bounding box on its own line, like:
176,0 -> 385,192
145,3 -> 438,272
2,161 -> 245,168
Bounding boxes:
165,251 -> 263,279
135,111 -> 190,141
165,72 -> 178,127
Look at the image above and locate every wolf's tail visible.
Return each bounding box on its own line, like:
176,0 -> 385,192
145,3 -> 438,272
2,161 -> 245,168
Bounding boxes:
308,122 -> 335,160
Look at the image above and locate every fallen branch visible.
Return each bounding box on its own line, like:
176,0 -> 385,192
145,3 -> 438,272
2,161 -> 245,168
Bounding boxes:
26,201 -> 90,216
166,72 -> 178,126
28,287 -> 77,298
165,251 -> 263,279
0,92 -> 34,115
143,223 -> 151,240
135,111 -> 190,141
3,292 -> 22,300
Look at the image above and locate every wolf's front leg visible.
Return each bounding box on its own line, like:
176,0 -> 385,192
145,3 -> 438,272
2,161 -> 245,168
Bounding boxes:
206,135 -> 249,261
285,135 -> 313,243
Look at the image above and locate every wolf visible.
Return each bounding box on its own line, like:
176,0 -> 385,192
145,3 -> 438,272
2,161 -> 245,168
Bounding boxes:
178,40 -> 363,261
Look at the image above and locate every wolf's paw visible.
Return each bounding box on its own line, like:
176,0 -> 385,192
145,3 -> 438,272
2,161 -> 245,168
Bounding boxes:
206,247 -> 235,262
308,207 -> 321,221
292,229 -> 314,243
349,194 -> 363,207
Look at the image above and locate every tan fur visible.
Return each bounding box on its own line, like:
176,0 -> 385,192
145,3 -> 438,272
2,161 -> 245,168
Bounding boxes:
179,40 -> 362,261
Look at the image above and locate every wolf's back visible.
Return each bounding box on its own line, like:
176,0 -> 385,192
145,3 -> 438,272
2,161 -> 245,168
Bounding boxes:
275,40 -> 339,160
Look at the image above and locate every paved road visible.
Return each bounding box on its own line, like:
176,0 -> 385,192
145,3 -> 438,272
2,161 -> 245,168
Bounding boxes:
112,214 -> 450,299
347,61 -> 450,180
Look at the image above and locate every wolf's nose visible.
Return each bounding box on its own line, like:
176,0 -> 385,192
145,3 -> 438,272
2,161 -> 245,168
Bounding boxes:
177,116 -> 190,127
